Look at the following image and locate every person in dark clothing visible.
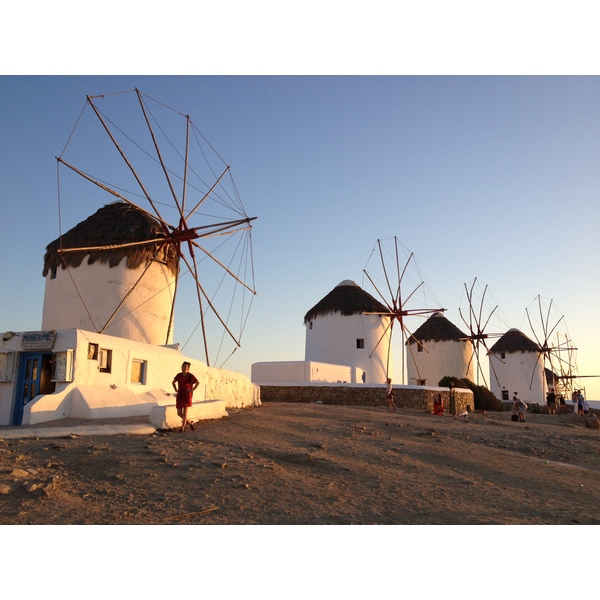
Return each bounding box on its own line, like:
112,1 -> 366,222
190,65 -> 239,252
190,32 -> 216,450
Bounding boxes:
172,361 -> 199,432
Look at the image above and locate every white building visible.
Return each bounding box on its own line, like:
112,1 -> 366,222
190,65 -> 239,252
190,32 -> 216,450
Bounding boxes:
42,202 -> 177,346
406,312 -> 474,386
488,328 -> 546,405
252,280 -> 391,385
304,280 -> 392,384
0,328 -> 258,426
0,201 -> 259,426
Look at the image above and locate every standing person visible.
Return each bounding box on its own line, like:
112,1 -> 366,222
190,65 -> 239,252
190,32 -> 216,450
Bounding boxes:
512,391 -> 527,422
432,393 -> 444,415
576,390 -> 585,416
449,382 -> 456,417
172,361 -> 199,432
385,378 -> 397,412
558,394 -> 566,414
546,389 -> 557,415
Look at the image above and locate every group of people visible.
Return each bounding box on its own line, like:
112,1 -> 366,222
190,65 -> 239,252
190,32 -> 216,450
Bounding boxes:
513,388 -> 590,422
174,365 -> 591,433
547,388 -> 589,415
572,389 -> 589,416
545,389 -> 567,414
386,378 -> 459,417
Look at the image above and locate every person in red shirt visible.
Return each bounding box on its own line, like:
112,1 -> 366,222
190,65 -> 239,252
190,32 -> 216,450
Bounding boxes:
172,361 -> 199,432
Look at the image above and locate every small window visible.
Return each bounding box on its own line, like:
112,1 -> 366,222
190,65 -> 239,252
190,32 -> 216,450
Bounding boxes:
88,343 -> 99,360
99,348 -> 112,373
500,352 -> 506,360
417,379 -> 426,386
130,359 -> 147,384
51,350 -> 74,382
0,352 -> 15,382
417,343 -> 424,353
356,338 -> 364,349
51,267 -> 57,280
502,390 -> 509,401
308,321 -> 313,330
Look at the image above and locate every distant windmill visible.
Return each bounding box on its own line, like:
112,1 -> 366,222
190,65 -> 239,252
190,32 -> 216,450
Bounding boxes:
362,237 -> 445,384
524,295 -> 578,395
458,278 -> 505,388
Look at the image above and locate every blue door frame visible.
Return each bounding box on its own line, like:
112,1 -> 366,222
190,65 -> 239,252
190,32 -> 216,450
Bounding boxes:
13,353 -> 46,425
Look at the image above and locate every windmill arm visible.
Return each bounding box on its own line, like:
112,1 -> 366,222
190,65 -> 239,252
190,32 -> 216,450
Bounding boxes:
55,157 -> 170,233
57,238 -> 168,253
190,239 -> 256,294
191,216 -> 257,238
180,253 -> 242,349
186,166 -> 231,217
362,270 -> 394,312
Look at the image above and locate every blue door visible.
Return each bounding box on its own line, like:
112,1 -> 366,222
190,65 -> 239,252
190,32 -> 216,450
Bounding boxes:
13,353 -> 45,425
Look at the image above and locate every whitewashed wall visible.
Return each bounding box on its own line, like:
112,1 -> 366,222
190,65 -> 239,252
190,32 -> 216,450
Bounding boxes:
42,259 -> 175,346
406,339 -> 474,386
251,360 -> 363,384
489,350 -> 546,405
305,313 -> 390,384
0,328 -> 259,425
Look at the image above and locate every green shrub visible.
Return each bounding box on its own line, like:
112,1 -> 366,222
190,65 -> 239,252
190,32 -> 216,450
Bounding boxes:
438,376 -> 504,412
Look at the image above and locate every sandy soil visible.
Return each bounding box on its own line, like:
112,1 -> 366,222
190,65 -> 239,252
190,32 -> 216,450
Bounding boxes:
1,402 -> 599,525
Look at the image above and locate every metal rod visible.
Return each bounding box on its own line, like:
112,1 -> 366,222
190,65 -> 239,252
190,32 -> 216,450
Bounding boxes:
86,95 -> 170,235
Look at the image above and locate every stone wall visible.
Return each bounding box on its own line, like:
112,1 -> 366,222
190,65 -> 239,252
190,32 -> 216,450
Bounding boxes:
259,384 -> 473,413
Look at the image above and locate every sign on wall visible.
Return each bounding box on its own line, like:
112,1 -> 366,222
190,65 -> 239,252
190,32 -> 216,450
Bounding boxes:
22,331 -> 57,350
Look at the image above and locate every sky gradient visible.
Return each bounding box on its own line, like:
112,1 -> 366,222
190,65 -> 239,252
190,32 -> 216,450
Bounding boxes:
1,76 -> 599,399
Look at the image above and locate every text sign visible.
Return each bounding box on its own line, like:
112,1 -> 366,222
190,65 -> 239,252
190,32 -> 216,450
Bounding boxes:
22,331 -> 57,350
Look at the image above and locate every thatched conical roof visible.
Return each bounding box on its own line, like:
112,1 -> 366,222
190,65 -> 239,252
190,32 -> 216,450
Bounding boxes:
489,328 -> 540,354
303,280 -> 388,323
43,202 -> 179,277
406,312 -> 467,345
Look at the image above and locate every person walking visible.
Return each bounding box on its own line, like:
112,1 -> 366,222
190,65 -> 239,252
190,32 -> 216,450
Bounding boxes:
172,361 -> 200,432
385,378 -> 397,412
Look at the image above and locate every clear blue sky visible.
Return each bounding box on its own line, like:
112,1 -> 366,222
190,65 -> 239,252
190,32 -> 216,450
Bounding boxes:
1,75 -> 599,399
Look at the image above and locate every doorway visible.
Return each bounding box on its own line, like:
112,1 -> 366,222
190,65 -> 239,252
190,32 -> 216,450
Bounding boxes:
13,353 -> 55,425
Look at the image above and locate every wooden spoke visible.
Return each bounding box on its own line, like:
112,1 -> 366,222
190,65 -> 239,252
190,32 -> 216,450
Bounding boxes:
54,89 -> 257,367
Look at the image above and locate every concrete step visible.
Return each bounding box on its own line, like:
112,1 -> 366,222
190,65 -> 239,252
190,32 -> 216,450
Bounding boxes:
149,400 -> 228,430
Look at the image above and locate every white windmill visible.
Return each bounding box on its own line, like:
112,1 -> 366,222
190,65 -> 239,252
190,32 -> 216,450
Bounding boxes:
44,88 -> 257,368
361,237 -> 445,385
458,278 -> 506,388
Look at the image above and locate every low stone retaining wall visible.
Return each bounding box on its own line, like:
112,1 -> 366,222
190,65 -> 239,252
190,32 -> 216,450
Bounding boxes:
500,401 -> 581,414
259,384 -> 473,413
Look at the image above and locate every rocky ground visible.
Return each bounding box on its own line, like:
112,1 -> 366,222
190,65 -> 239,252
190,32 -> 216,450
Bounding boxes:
0,403 -> 600,525
1,402 -> 599,525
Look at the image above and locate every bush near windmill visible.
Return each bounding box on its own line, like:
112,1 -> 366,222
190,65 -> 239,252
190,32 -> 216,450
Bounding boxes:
439,375 -> 504,412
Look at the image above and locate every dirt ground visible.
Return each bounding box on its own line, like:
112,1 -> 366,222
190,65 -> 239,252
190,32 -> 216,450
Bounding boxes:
1,402 -> 599,525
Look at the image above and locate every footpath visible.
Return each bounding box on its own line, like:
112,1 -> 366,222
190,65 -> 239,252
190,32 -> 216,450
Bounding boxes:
0,416 -> 156,439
